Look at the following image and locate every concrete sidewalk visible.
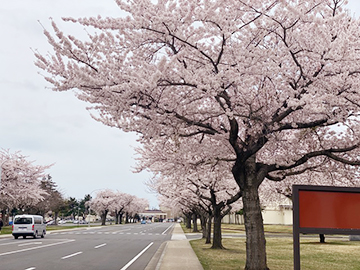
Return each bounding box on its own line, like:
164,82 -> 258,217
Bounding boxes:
153,223 -> 203,270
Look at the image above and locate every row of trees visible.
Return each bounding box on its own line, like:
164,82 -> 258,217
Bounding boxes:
0,148 -> 86,224
0,149 -> 51,223
36,1 -> 360,269
0,149 -> 148,226
89,189 -> 149,225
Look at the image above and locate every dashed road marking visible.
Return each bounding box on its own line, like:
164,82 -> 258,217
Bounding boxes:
0,239 -> 75,257
61,251 -> 83,260
94,243 -> 107,249
18,242 -> 42,247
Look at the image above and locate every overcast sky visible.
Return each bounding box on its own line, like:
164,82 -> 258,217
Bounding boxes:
1,1 -> 360,209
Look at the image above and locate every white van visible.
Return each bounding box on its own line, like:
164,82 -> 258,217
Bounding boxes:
12,215 -> 46,239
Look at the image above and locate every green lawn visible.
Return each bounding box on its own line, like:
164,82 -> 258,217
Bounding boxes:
183,224 -> 360,269
221,224 -> 293,234
0,224 -> 98,235
182,223 -> 293,235
0,226 -> 12,235
190,237 -> 360,270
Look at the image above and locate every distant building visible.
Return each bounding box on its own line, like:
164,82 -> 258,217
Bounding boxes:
159,205 -> 182,221
223,198 -> 293,225
139,209 -> 167,222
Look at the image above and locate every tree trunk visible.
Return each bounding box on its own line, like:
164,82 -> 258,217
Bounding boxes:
211,206 -> 224,249
119,213 -> 123,224
0,209 -> 8,226
54,212 -> 59,225
185,213 -> 192,229
242,184 -> 268,270
100,210 -> 108,226
115,211 -> 119,224
192,214 -> 199,232
200,215 -> 206,238
206,215 -> 212,244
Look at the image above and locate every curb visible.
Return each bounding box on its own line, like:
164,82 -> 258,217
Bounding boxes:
144,241 -> 168,270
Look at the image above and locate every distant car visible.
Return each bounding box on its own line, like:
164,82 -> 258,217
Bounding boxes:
46,220 -> 56,225
58,220 -> 66,224
12,214 -> 46,239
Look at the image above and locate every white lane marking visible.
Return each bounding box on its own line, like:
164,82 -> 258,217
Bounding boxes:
94,243 -> 107,249
18,242 -> 42,247
162,224 -> 173,235
25,267 -> 36,270
120,242 -> 154,270
114,229 -> 131,233
0,242 -> 22,247
0,239 -> 75,257
61,251 -> 83,260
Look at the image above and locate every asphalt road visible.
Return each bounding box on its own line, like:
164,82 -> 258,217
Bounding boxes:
0,222 -> 174,270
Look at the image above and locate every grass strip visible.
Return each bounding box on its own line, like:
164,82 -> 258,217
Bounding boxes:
0,224 -> 98,235
190,237 -> 360,270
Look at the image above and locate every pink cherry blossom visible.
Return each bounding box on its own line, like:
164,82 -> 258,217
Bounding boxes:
35,1 -> 360,268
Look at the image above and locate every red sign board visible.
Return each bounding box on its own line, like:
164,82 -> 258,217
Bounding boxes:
293,185 -> 360,270
299,190 -> 360,229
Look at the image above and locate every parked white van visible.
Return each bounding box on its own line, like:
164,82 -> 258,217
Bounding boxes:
12,215 -> 46,239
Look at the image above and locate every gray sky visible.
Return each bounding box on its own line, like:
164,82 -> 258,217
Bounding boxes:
0,0 -> 157,207
1,1 -> 360,209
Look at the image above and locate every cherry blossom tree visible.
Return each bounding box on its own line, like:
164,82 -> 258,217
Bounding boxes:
89,189 -> 116,225
142,137 -> 241,248
35,1 -> 360,268
112,191 -> 134,224
0,149 -> 50,221
125,196 -> 148,223
90,189 -> 148,225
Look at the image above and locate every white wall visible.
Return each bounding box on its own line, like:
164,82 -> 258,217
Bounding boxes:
262,209 -> 293,225
223,208 -> 293,225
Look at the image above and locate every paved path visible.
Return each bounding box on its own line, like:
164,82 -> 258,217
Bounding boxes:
155,223 -> 203,270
